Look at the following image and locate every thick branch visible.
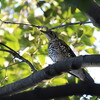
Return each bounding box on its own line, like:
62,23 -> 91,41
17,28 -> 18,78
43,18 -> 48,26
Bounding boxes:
0,55 -> 100,97
68,0 -> 100,28
1,83 -> 100,100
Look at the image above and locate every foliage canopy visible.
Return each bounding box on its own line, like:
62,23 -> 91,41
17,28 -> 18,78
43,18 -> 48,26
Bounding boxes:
0,0 -> 99,99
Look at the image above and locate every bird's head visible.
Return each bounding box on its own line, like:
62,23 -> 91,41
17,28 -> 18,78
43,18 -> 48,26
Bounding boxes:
41,30 -> 58,40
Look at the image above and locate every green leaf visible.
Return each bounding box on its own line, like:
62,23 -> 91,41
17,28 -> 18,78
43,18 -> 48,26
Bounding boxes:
73,12 -> 88,22
68,75 -> 76,83
38,55 -> 46,65
0,57 -> 5,66
7,41 -> 20,51
0,0 -> 7,8
66,28 -> 74,36
76,45 -> 86,51
85,48 -> 99,54
77,28 -> 84,38
83,25 -> 94,37
27,15 -> 42,25
15,5 -> 24,12
50,78 -> 68,86
4,31 -> 20,50
81,35 -> 96,46
44,9 -> 53,17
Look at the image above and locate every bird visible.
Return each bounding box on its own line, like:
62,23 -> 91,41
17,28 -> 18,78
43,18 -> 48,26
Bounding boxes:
41,30 -> 94,82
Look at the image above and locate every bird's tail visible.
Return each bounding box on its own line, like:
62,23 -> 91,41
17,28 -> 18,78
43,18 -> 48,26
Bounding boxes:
69,69 -> 94,83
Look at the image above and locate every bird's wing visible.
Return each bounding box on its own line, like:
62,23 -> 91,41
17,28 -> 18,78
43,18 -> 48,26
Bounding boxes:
58,39 -> 94,82
58,39 -> 76,57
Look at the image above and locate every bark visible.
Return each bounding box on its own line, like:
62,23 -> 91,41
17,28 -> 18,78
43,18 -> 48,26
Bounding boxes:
1,82 -> 100,100
0,55 -> 100,97
67,0 -> 100,28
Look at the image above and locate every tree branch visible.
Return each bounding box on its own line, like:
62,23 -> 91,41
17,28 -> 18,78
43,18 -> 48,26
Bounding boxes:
1,83 -> 100,100
68,0 -> 100,28
0,43 -> 36,72
0,19 -> 91,31
0,55 -> 100,97
0,19 -> 48,30
48,21 -> 91,30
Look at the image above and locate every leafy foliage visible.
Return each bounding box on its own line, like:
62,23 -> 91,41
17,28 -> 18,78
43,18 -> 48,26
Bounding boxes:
0,0 -> 99,99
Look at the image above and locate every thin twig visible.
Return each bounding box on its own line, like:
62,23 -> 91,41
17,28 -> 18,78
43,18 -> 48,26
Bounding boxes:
0,19 -> 92,31
48,21 -> 92,30
0,43 -> 36,72
0,19 -> 48,30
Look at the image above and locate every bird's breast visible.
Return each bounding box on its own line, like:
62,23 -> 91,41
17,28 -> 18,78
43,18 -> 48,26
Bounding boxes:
48,39 -> 70,62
